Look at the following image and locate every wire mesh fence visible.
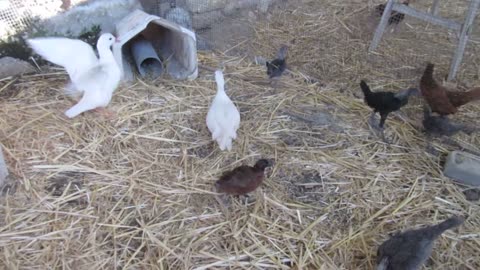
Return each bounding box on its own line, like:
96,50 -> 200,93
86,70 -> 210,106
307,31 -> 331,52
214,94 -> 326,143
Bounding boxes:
0,0 -> 478,77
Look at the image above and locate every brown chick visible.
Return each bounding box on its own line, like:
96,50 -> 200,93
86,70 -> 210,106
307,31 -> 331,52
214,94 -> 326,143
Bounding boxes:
420,63 -> 457,116
215,159 -> 271,195
446,87 -> 480,108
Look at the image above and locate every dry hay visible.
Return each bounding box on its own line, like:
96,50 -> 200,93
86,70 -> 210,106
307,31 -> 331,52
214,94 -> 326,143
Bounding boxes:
0,0 -> 480,269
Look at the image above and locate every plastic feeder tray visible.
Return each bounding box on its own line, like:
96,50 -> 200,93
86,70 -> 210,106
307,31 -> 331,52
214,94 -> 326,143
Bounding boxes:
444,151 -> 480,186
113,9 -> 198,81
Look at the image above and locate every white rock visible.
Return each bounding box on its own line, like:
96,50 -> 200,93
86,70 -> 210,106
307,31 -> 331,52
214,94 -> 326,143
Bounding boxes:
192,10 -> 224,29
444,151 -> 480,186
224,0 -> 257,15
0,57 -> 35,79
39,0 -> 142,37
186,0 -> 226,13
258,0 -> 273,13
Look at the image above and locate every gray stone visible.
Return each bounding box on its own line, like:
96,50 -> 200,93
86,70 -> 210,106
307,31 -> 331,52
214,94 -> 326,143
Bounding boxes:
37,0 -> 142,37
0,57 -> 35,79
258,0 -> 273,13
0,146 -> 8,189
464,189 -> 480,201
196,37 -> 213,51
165,6 -> 193,29
138,0 -> 158,15
186,0 -> 226,13
192,10 -> 224,29
444,151 -> 480,186
224,0 -> 257,15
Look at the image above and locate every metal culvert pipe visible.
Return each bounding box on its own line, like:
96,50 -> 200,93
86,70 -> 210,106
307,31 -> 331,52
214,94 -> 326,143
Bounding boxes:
130,36 -> 163,78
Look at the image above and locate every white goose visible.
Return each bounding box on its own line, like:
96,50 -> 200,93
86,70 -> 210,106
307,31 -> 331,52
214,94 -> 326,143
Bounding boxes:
206,70 -> 241,151
27,33 -> 121,118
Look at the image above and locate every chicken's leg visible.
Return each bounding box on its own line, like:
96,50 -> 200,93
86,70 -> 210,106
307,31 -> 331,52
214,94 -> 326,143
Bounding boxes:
93,107 -> 116,120
368,111 -> 379,129
270,77 -> 281,90
378,113 -> 391,143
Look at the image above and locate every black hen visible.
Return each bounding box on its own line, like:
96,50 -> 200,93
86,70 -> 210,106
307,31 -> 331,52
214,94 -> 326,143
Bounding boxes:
376,216 -> 464,270
266,45 -> 288,79
375,0 -> 410,25
360,80 -> 418,129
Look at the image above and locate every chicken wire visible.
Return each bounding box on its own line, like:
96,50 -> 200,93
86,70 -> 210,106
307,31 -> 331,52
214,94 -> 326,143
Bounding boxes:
0,0 -> 85,36
150,0 -> 281,54
1,0 -> 282,55
359,0 -> 480,83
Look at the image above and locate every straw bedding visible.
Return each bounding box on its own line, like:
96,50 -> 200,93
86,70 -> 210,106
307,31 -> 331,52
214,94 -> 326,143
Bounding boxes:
0,0 -> 479,269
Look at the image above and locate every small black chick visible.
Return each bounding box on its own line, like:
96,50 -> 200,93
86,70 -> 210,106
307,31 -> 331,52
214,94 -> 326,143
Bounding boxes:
360,80 -> 418,133
423,105 -> 477,137
375,0 -> 410,25
376,216 -> 464,270
266,45 -> 288,79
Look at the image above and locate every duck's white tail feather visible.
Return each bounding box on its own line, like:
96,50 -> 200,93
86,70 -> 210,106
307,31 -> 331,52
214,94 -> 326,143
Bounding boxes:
218,134 -> 233,151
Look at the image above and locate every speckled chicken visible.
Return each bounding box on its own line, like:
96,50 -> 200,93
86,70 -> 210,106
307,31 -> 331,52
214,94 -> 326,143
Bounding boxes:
423,105 -> 476,137
421,63 -> 480,115
266,45 -> 288,79
376,216 -> 464,270
215,159 -> 271,195
360,80 -> 419,140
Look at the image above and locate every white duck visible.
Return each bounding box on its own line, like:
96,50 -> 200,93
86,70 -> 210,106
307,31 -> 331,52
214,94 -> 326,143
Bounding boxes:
27,33 -> 121,118
206,70 -> 241,151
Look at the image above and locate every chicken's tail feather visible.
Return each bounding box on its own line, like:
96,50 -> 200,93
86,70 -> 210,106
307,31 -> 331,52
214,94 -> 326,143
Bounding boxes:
429,216 -> 464,238
423,63 -> 435,79
464,87 -> 480,102
360,80 -> 372,97
216,134 -> 233,151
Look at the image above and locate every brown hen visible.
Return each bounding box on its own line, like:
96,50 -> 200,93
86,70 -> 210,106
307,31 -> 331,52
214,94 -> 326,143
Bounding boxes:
446,87 -> 480,108
420,63 -> 457,116
421,63 -> 480,115
215,159 -> 271,195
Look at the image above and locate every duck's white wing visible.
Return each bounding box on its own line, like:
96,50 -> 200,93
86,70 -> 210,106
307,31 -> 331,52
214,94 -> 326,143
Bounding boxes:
27,37 -> 98,82
64,62 -> 120,118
